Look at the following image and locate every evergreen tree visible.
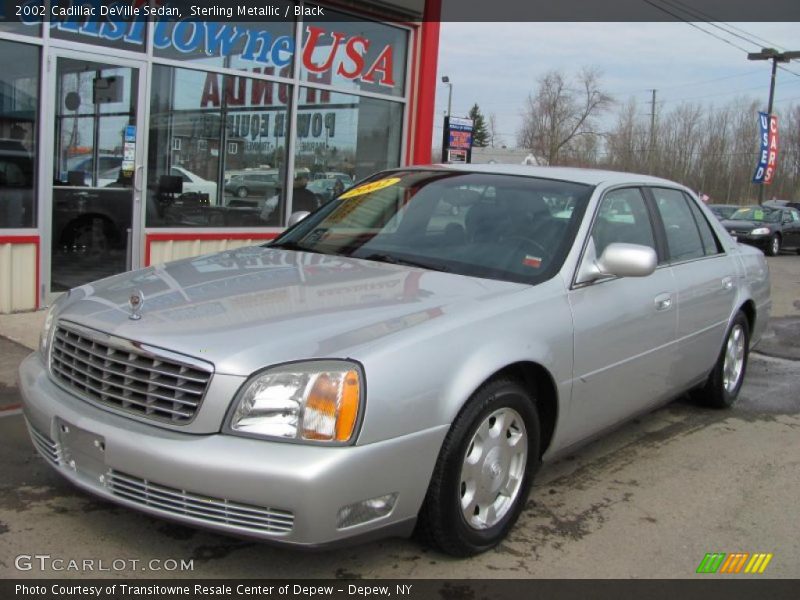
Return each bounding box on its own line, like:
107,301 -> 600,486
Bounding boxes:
468,103 -> 489,148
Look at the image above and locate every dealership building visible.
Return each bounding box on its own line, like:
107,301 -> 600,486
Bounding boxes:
0,0 -> 440,313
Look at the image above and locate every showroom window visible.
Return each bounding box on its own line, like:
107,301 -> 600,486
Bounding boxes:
292,88 -> 403,209
300,10 -> 408,98
0,39 -> 39,229
147,65 -> 291,227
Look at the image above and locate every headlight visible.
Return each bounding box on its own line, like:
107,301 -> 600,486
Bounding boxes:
39,296 -> 66,356
751,227 -> 770,235
228,361 -> 363,444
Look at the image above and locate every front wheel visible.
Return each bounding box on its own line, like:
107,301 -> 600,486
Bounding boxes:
236,186 -> 249,198
697,312 -> 750,409
416,378 -> 540,556
766,234 -> 781,256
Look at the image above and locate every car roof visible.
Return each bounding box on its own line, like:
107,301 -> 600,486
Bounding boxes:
410,163 -> 687,188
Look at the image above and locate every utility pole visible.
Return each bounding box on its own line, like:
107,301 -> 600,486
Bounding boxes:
747,48 -> 800,204
648,89 -> 657,175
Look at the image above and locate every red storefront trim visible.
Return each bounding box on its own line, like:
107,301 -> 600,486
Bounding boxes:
411,1 -> 441,165
144,232 -> 280,267
0,235 -> 41,310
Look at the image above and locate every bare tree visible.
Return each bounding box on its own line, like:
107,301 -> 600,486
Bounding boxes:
517,68 -> 613,165
487,113 -> 502,148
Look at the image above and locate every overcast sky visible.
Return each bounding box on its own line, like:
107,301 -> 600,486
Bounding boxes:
432,22 -> 800,148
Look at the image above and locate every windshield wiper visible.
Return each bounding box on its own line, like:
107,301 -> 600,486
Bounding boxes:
361,253 -> 450,273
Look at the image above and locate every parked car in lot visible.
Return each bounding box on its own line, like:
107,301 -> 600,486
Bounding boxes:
721,205 -> 800,256
224,171 -> 279,198
20,165 -> 770,556
708,203 -> 739,220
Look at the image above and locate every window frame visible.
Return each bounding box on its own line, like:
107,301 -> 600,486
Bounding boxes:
571,185 -> 665,289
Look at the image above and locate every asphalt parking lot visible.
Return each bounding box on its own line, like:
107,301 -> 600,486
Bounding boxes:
0,255 -> 798,579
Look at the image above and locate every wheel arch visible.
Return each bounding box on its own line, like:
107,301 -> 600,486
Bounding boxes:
738,298 -> 756,335
463,361 -> 559,459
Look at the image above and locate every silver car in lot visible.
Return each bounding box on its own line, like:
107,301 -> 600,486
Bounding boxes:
19,165 -> 771,556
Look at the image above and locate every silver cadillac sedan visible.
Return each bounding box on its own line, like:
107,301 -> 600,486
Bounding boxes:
19,165 -> 771,556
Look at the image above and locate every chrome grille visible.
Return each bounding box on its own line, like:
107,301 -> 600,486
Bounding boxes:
50,323 -> 212,424
27,422 -> 60,466
107,470 -> 294,534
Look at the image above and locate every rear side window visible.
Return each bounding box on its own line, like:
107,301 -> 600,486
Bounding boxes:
651,188 -> 705,262
685,195 -> 722,255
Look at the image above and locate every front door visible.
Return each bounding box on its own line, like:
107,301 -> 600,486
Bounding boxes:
47,52 -> 146,292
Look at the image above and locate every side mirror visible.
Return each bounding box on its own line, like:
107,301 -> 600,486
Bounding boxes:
287,211 -> 310,227
579,242 -> 657,283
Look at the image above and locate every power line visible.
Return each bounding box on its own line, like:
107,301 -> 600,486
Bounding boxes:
662,0 -> 791,54
639,0 -> 752,54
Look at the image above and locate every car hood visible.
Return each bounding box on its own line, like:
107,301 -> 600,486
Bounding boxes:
721,219 -> 770,231
55,246 -> 529,375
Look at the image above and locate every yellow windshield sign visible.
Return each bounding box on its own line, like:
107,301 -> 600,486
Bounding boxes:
339,177 -> 401,199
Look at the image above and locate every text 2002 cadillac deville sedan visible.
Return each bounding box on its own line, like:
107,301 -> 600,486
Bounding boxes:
20,165 -> 771,556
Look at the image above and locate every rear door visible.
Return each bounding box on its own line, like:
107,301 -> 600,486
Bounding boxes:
646,187 -> 737,389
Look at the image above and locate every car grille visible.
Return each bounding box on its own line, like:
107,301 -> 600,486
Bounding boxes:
27,422 -> 61,467
107,470 -> 294,534
50,322 -> 212,424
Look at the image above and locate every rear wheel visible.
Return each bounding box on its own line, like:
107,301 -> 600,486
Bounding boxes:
696,312 -> 750,409
416,378 -> 540,556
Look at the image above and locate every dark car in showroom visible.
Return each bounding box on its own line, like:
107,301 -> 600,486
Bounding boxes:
721,205 -> 800,256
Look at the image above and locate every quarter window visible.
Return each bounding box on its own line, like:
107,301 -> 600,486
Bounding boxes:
651,188 -> 705,262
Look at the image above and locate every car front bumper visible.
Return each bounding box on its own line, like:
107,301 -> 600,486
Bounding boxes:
18,353 -> 448,548
730,233 -> 771,251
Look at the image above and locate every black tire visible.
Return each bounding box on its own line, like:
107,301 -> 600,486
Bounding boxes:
766,234 -> 781,256
697,312 -> 750,409
415,378 -> 540,556
236,186 -> 249,198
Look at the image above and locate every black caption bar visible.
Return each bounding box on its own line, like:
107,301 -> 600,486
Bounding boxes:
1,0 -> 800,22
4,580 -> 800,600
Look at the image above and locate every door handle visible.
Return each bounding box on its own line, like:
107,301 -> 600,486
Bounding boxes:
133,165 -> 144,193
722,276 -> 734,291
654,293 -> 673,311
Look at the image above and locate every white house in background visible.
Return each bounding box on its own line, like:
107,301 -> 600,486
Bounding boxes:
471,147 -> 545,166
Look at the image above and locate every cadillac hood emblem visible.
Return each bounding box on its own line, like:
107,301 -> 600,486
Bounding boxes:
128,290 -> 145,320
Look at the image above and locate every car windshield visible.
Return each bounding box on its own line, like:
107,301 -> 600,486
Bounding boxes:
270,170 -> 593,284
711,205 -> 737,219
730,207 -> 781,223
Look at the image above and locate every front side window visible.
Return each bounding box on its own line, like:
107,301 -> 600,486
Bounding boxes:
651,187 -> 705,262
591,188 -> 656,257
272,171 -> 593,285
